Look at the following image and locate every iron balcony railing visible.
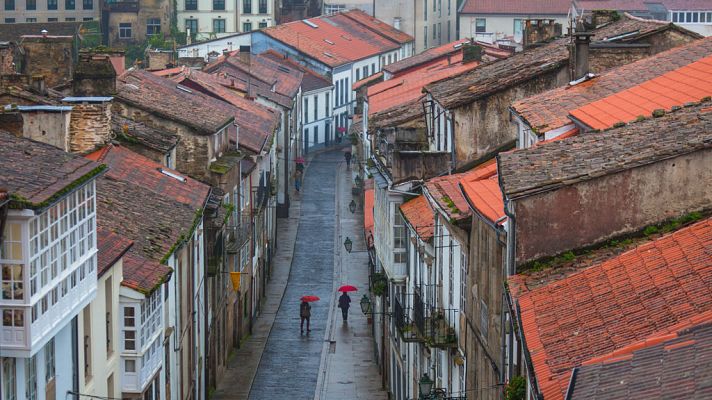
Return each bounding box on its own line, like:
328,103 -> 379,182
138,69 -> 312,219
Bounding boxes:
225,212 -> 253,254
394,296 -> 424,343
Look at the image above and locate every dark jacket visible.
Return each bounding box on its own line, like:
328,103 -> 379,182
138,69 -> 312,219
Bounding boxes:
338,294 -> 351,309
300,301 -> 311,318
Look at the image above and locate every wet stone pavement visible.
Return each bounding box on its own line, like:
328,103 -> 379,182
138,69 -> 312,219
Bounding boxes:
248,150 -> 340,399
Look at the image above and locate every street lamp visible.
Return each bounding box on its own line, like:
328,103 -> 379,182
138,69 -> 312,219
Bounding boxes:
418,374 -> 434,399
344,237 -> 353,253
360,294 -> 372,315
349,199 -> 357,213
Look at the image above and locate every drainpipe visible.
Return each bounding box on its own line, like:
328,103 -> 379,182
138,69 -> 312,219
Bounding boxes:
499,156 -> 517,387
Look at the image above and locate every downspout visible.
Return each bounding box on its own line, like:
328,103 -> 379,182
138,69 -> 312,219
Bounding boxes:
449,110 -> 456,173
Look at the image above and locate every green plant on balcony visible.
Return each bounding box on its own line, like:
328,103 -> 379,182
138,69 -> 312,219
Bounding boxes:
371,272 -> 387,296
505,376 -> 526,400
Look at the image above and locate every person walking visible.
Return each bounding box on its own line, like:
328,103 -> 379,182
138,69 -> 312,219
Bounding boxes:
300,300 -> 311,333
294,169 -> 303,193
338,292 -> 351,322
344,151 -> 352,169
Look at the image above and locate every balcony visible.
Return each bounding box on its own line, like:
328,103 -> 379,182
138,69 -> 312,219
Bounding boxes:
394,296 -> 424,343
412,289 -> 458,349
225,212 -> 253,254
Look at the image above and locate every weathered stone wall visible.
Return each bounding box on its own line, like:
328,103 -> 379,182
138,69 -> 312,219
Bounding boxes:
465,215 -> 507,400
0,112 -> 24,136
390,151 -> 451,183
0,45 -> 15,75
21,36 -> 74,88
113,101 -> 212,182
73,54 -> 117,96
514,149 -> 712,265
67,102 -> 112,153
106,0 -> 171,47
147,51 -> 173,70
453,67 -> 569,168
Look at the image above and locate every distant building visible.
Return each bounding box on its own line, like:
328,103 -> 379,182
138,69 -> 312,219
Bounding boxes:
375,0 -> 458,53
103,0 -> 171,48
575,0 -> 712,37
458,0 -> 570,45
175,0 -> 275,39
0,0 -> 98,24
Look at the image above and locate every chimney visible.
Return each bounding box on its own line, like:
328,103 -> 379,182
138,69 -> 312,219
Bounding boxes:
238,45 -> 251,66
462,43 -> 482,64
572,21 -> 594,82
30,75 -> 46,95
64,98 -> 113,153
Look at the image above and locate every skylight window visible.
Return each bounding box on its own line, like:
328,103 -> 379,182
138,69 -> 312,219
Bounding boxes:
176,85 -> 193,93
453,43 -> 463,49
323,52 -> 335,58
302,20 -> 318,28
158,168 -> 188,182
324,39 -> 335,45
340,34 -> 352,41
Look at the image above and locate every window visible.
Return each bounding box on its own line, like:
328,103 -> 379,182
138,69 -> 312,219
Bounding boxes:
242,0 -> 251,13
424,26 -> 427,48
448,238 -> 454,306
65,0 -> 74,9
83,17 -> 93,21
2,358 -> 16,400
4,18 -> 15,22
26,0 -> 35,10
438,0 -> 441,16
184,0 -> 196,9
82,0 -> 92,9
119,23 -> 132,39
47,0 -> 56,9
123,306 -> 136,351
424,0 -> 427,20
258,0 -> 266,13
105,277 -> 113,354
212,0 -> 224,9
242,22 -> 252,32
514,19 -> 523,41
125,359 -> 136,373
460,251 -> 467,311
393,211 -> 406,264
26,17 -> 37,22
447,20 -> 451,42
475,18 -> 486,33
25,354 -> 37,400
48,17 -> 57,21
325,92 -> 329,116
303,97 -> 309,123
147,18 -> 161,35
44,338 -> 55,383
448,0 -> 450,15
65,17 -> 75,21
83,307 -> 92,379
213,18 -> 225,33
432,24 -> 436,40
335,82 -> 339,108
259,21 -> 267,28
4,0 -> 14,10
185,18 -> 198,34
314,95 -> 318,120
362,65 -> 367,77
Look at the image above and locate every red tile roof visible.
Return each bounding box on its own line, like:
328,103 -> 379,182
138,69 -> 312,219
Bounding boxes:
459,159 -> 505,225
339,9 -> 413,44
510,216 -> 712,400
121,251 -> 173,295
400,195 -> 435,240
575,0 -> 712,11
368,54 -> 480,128
87,144 -> 210,210
383,39 -> 470,76
205,59 -> 294,109
261,12 -> 401,67
96,227 -> 133,277
353,71 -> 384,91
512,37 -> 712,134
260,50 -> 333,92
170,69 -> 280,153
117,69 -> 236,135
0,131 -> 104,208
424,173 -> 472,222
460,0 -> 571,14
569,54 -> 712,130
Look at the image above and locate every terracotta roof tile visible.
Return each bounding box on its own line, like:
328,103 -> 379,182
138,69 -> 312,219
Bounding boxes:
204,58 -> 294,108
116,69 -> 235,135
261,11 -> 401,67
511,217 -> 712,400
368,53 -> 480,129
400,195 -> 435,240
96,227 -> 133,277
424,173 -> 472,222
339,9 -> 413,44
570,53 -> 712,129
460,0 -> 571,14
121,251 -> 173,295
383,39 -> 470,76
87,144 -> 209,210
513,37 -> 712,133
0,131 -> 104,208
459,159 -> 506,224
170,69 -> 279,153
499,103 -> 712,199
260,50 -> 332,92
426,15 -> 683,109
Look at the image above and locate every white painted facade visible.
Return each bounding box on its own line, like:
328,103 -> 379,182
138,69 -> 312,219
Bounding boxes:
376,0 -> 457,53
176,0 -> 274,38
458,14 -> 568,44
424,95 -> 454,153
237,0 -> 275,33
670,9 -> 712,36
177,33 -> 252,59
1,180 -> 99,400
301,85 -> 334,152
77,258 -> 123,400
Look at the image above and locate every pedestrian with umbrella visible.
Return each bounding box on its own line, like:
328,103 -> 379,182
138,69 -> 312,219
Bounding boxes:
337,285 -> 357,322
300,295 -> 319,334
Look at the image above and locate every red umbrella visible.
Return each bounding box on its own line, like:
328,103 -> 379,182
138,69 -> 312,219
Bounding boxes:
338,285 -> 358,292
301,295 -> 320,302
